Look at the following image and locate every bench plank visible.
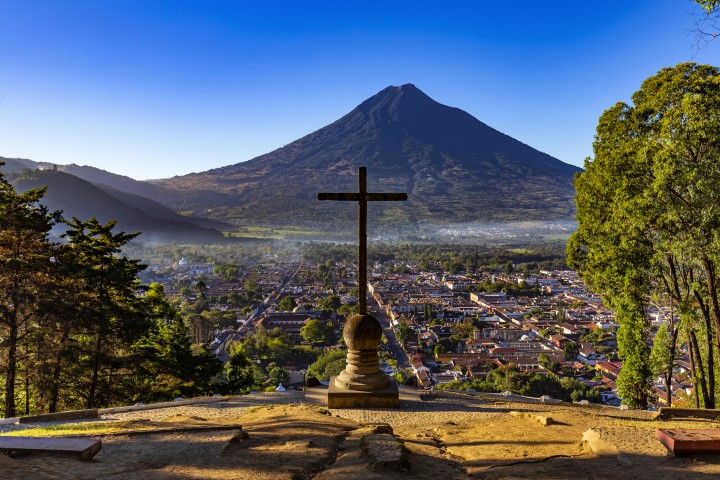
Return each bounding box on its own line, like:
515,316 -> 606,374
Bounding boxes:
0,436 -> 101,460
18,408 -> 99,424
655,407 -> 720,420
656,428 -> 720,455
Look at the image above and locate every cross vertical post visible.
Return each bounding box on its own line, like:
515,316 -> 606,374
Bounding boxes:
358,167 -> 367,314
318,166 -> 407,314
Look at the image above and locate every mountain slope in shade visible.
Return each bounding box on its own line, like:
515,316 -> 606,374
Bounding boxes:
156,84 -> 582,229
0,157 -> 228,232
0,157 -> 55,172
60,163 -> 166,199
6,169 -> 224,243
0,157 -> 167,203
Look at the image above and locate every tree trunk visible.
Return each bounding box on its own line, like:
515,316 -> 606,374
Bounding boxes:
701,256 -> 720,407
665,320 -> 680,407
707,325 -> 716,409
87,330 -> 104,409
48,328 -> 70,413
690,330 -> 711,408
4,320 -> 18,418
688,338 -> 701,409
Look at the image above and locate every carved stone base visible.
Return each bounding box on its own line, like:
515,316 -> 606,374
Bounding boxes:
327,376 -> 400,409
334,348 -> 389,391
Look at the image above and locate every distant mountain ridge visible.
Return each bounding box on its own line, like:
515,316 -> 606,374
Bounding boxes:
0,160 -> 224,243
153,84 -> 581,230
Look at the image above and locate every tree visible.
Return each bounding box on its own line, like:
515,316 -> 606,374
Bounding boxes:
300,319 -> 335,345
698,0 -> 720,11
306,349 -> 347,381
214,265 -> 239,281
451,318 -> 476,340
649,322 -> 675,407
568,63 -> 720,408
62,217 -> 148,409
194,280 -> 208,308
135,283 -> 222,400
338,302 -> 358,316
693,1 -> 720,48
224,345 -> 256,393
266,363 -> 290,386
563,342 -> 580,360
0,173 -> 62,417
538,353 -> 552,371
276,295 -> 296,312
319,295 -> 342,314
396,323 -> 414,344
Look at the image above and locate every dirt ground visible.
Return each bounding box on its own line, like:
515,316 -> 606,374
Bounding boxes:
2,391 -> 720,479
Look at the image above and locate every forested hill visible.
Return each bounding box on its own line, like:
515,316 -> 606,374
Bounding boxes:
5,168 -> 224,243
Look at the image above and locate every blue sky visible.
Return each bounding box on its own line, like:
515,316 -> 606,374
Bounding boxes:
1,0 -> 719,180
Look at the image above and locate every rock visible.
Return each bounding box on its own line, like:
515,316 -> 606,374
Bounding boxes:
361,433 -> 408,471
510,411 -> 554,426
582,428 -> 619,456
364,423 -> 394,435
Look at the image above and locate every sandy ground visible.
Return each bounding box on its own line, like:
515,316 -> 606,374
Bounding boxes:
0,389 -> 720,479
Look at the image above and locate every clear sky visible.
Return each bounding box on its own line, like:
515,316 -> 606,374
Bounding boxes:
1,0 -> 719,180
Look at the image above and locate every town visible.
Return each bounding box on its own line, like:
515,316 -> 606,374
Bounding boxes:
130,242 -> 692,410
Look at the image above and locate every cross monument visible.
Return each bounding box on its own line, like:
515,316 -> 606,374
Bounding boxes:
318,166 -> 406,408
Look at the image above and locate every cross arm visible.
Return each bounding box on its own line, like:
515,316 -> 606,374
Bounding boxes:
366,193 -> 407,201
317,193 -> 407,201
318,193 -> 361,201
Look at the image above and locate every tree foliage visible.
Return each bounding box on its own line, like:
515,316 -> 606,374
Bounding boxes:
0,165 -> 225,417
300,319 -> 336,345
276,295 -> 296,312
569,63 -> 720,408
0,176 -> 62,416
438,365 -> 601,403
306,349 -> 347,381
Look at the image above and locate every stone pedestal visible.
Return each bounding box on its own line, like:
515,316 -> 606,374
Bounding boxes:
327,377 -> 400,408
326,313 -> 400,409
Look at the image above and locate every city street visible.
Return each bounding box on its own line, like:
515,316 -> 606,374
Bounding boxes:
370,303 -> 411,368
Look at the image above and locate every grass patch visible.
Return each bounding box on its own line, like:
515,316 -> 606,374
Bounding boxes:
2,420 -> 145,437
225,226 -> 333,240
544,233 -> 573,241
246,405 -> 275,414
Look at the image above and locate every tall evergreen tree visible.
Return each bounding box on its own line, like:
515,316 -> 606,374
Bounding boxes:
135,283 -> 222,400
61,217 -> 148,408
0,169 -> 61,417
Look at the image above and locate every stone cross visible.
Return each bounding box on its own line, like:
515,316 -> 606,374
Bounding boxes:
318,166 -> 406,406
318,166 -> 407,314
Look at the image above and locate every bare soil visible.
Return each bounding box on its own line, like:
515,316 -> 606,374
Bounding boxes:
1,391 -> 720,479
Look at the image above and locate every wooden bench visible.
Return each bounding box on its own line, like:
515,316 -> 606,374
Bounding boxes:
655,407 -> 720,420
0,436 -> 101,460
656,428 -> 720,455
18,408 -> 99,424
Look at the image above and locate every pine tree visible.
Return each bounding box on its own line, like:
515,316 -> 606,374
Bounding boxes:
0,170 -> 61,417
61,217 -> 147,408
